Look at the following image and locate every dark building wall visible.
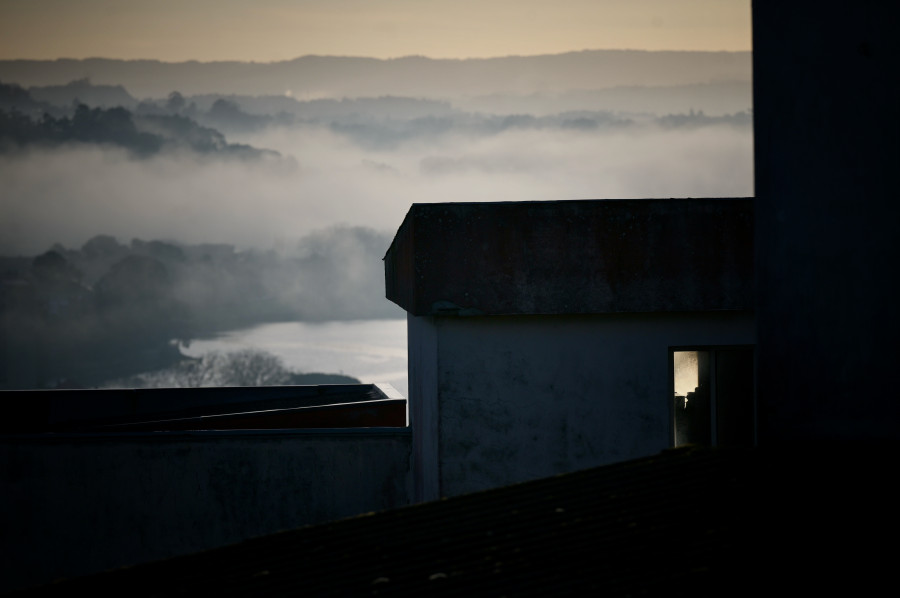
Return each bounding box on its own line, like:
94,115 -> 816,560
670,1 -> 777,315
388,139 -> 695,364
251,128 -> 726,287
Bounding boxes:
409,310 -> 754,499
385,198 -> 753,317
1,430 -> 412,592
753,2 -> 900,442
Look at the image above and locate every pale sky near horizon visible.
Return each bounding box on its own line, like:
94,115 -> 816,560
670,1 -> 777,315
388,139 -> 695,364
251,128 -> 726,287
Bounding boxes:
0,0 -> 751,62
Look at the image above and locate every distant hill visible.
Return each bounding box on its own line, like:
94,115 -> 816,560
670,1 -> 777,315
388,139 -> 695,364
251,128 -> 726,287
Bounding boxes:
0,50 -> 751,99
28,77 -> 138,109
0,81 -> 278,158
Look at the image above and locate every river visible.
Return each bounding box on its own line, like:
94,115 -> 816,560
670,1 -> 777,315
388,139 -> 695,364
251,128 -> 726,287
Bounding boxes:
180,319 -> 408,397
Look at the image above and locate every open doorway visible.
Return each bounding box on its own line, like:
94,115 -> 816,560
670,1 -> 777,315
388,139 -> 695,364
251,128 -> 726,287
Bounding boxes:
671,346 -> 755,447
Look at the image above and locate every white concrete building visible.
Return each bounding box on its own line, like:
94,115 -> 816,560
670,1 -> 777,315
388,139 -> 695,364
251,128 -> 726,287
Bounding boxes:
384,198 -> 755,500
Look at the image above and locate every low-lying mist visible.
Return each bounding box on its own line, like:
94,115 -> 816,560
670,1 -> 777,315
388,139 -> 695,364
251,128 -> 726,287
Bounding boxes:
1,53 -> 754,390
0,119 -> 752,256
1,99 -> 752,390
0,224 -> 402,389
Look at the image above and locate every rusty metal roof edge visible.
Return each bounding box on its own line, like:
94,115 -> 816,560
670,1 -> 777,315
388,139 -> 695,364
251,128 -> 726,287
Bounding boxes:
0,427 -> 412,443
405,197 -> 753,209
419,306 -> 755,317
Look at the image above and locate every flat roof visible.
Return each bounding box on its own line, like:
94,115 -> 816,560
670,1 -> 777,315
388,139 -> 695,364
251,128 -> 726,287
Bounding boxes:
1,384 -> 403,433
384,198 -> 753,316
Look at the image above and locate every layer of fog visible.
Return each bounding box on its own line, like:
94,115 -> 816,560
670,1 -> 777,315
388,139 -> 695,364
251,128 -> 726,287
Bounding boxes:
0,121 -> 752,256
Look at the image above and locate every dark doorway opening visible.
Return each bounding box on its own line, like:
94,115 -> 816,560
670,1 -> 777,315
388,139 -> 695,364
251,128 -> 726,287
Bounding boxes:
672,346 -> 755,447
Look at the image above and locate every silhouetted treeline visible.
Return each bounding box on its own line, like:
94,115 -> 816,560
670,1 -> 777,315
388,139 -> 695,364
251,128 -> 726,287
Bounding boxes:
0,80 -> 52,116
1,104 -> 163,155
162,92 -> 751,149
3,78 -> 753,155
0,227 -> 398,389
0,81 -> 276,158
103,349 -> 361,389
28,77 -> 137,110
327,111 -> 635,149
657,109 -> 752,129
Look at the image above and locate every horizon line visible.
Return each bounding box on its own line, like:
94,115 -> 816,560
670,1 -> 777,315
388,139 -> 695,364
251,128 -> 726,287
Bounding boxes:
0,47 -> 753,64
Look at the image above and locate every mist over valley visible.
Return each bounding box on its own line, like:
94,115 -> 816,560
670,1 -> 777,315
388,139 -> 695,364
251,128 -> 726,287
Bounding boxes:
1,50 -> 753,389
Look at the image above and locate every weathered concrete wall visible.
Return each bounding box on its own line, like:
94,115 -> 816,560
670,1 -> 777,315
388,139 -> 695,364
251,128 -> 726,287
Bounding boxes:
407,314 -> 439,503
409,311 -> 753,497
753,2 -> 900,443
0,429 -> 411,592
385,198 -> 753,316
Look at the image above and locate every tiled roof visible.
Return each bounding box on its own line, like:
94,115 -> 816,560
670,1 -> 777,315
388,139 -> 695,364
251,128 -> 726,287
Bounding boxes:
19,444 -> 890,596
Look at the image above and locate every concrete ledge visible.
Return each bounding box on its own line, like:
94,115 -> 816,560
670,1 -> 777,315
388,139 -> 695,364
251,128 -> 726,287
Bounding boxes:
384,198 -> 753,316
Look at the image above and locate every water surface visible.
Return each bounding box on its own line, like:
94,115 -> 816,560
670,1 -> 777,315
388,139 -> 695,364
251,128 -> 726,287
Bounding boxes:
181,319 -> 408,397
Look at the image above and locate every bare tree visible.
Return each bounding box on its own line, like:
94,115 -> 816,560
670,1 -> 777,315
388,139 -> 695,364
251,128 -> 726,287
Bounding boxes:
104,349 -> 293,388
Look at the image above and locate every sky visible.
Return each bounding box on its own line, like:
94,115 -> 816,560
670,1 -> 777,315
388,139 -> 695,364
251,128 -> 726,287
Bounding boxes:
0,0 -> 754,257
0,0 -> 751,62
